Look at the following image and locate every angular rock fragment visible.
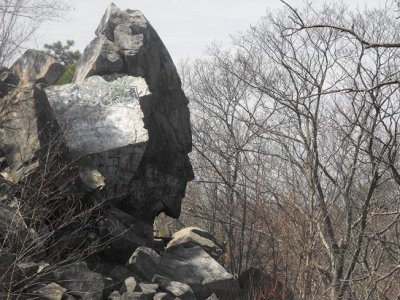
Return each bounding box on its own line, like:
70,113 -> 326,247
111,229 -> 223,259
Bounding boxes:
153,274 -> 196,300
108,291 -> 122,300
11,50 -> 65,87
136,282 -> 159,299
158,246 -> 239,299
109,265 -> 137,283
126,246 -> 161,281
33,282 -> 67,300
121,292 -> 145,300
153,292 -> 174,300
52,262 -> 104,300
120,277 -> 137,294
166,227 -> 224,259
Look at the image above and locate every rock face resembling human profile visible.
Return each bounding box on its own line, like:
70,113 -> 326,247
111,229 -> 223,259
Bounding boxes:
0,3 -> 194,261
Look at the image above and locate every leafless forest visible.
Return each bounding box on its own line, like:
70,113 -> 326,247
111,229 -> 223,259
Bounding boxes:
165,2 -> 400,299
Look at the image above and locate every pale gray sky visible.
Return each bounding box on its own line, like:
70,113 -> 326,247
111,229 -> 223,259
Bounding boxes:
32,0 -> 387,64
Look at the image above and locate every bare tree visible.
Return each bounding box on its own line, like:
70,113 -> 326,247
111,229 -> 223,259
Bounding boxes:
0,0 -> 70,66
182,3 -> 400,299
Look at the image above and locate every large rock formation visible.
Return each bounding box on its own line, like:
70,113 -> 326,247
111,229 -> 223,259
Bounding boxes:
0,3 -> 194,262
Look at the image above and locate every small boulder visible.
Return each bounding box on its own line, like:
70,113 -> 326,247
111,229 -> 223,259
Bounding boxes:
121,292 -> 145,300
153,274 -> 195,300
126,246 -> 161,281
109,265 -> 138,283
136,282 -> 158,299
166,227 -> 223,259
108,291 -> 122,300
158,246 -> 239,299
33,282 -> 67,300
101,208 -> 154,263
120,277 -> 137,294
153,292 -> 174,300
11,50 -> 65,87
52,261 -> 104,300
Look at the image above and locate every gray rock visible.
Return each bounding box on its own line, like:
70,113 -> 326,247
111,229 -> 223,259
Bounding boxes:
126,246 -> 161,281
120,277 -> 137,294
108,291 -> 122,300
0,86 -> 61,182
109,265 -> 137,282
158,246 -> 239,299
136,282 -> 158,299
101,208 -> 154,263
73,36 -> 124,82
153,292 -> 174,300
153,275 -> 195,300
166,227 -> 224,259
156,293 -> 174,300
0,2 -> 193,267
53,261 -> 104,300
121,292 -> 145,300
11,50 -> 65,87
33,282 -> 67,300
206,294 -> 219,300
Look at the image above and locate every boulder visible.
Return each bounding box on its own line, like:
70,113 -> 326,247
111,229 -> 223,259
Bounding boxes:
0,2 -> 193,265
158,246 -> 239,299
108,291 -> 122,300
126,246 -> 161,281
206,294 -> 219,300
153,292 -> 174,300
11,50 -> 65,87
109,265 -> 137,283
32,282 -> 67,300
101,208 -> 154,263
52,261 -> 104,299
120,277 -> 137,294
166,227 -> 224,259
121,292 -> 145,300
153,274 -> 195,300
0,85 -> 61,181
135,282 -> 159,299
72,2 -> 193,220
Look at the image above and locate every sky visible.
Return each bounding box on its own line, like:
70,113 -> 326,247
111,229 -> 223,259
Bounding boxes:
31,0 -> 388,64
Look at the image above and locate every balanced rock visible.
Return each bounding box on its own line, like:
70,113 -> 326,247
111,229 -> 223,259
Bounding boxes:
166,227 -> 224,259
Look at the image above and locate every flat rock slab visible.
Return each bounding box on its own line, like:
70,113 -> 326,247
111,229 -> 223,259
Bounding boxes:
45,74 -> 150,154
